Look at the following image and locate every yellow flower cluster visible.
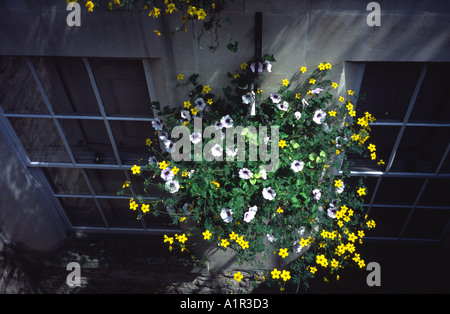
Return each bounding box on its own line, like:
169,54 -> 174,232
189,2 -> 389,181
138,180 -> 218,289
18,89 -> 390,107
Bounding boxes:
163,233 -> 189,252
271,268 -> 291,282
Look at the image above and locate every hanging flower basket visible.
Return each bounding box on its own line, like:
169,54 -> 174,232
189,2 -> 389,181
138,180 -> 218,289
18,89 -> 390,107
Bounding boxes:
120,56 -> 379,292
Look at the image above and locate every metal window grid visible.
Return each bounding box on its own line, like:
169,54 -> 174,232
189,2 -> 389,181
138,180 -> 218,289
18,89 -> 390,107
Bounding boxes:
0,58 -> 449,242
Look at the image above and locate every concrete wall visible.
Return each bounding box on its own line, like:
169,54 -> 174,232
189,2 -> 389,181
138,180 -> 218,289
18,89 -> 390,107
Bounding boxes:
0,0 -> 449,106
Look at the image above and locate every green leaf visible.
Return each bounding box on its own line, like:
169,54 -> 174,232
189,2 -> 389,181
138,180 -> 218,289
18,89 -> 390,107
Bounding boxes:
309,153 -> 317,161
250,178 -> 257,185
226,38 -> 238,53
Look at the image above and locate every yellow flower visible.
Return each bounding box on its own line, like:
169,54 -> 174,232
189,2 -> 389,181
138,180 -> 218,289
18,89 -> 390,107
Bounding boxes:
172,166 -> 180,175
141,204 -> 150,213
180,217 -> 186,222
300,66 -> 307,73
129,201 -> 138,211
177,73 -> 184,80
280,270 -> 291,281
240,62 -> 248,70
146,138 -> 153,146
348,232 -> 358,242
191,107 -> 199,115
295,93 -> 301,99
367,143 -> 376,152
181,171 -> 189,177
184,101 -> 191,108
377,159 -> 385,166
309,78 -> 316,84
339,96 -> 345,102
163,235 -> 174,245
316,254 -> 328,267
149,7 -> 161,18
276,206 -> 284,214
371,152 -> 377,160
176,233 -> 188,244
334,179 -> 343,188
159,160 -> 170,170
229,232 -> 238,240
165,3 -> 176,14
122,180 -> 130,188
318,63 -> 326,70
131,165 -> 141,175
271,268 -> 281,279
358,230 -> 365,238
325,62 -> 332,69
207,98 -> 213,105
328,110 -> 337,117
187,5 -> 197,16
358,259 -> 366,268
202,230 -> 212,240
309,266 -> 317,274
357,187 -> 366,196
282,79 -> 290,87
278,248 -> 289,258
331,82 -> 339,89
348,89 -> 355,96
210,181 -> 220,190
196,8 -> 207,20
331,259 -> 339,268
86,1 -> 94,12
349,110 -> 356,117
300,238 -> 309,247
234,271 -> 244,282
221,239 -> 230,248
202,85 -> 211,93
153,30 -> 161,36
279,140 -> 287,148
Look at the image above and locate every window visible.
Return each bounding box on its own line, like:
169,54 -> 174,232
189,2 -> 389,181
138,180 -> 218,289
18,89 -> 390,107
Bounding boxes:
0,56 -> 178,234
347,62 -> 450,242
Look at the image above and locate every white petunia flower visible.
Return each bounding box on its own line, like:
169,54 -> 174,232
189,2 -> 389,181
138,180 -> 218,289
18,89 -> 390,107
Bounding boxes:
327,203 -> 338,219
220,115 -> 233,128
242,92 -> 254,105
294,111 -> 302,119
301,98 -> 309,107
181,110 -> 191,120
211,144 -> 223,157
239,168 -> 252,180
195,97 -> 206,111
250,62 -> 263,73
277,101 -> 289,111
160,168 -> 174,181
264,60 -> 272,72
311,88 -> 324,94
270,93 -> 282,104
151,118 -> 163,131
313,109 -> 326,124
220,208 -> 234,223
291,160 -> 304,172
262,187 -> 276,200
243,205 -> 258,223
336,182 -> 345,194
148,156 -> 158,165
163,139 -> 176,153
190,132 -> 202,144
214,120 -> 223,130
312,188 -> 321,201
165,179 -> 180,194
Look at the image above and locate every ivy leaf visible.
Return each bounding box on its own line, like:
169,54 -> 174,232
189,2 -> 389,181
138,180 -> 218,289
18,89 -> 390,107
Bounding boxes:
226,38 -> 238,53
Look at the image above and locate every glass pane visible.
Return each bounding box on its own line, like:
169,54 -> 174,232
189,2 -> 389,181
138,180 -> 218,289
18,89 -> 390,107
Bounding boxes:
367,207 -> 411,238
59,197 -> 106,227
85,169 -> 128,195
99,198 -> 144,229
390,127 -> 450,173
110,120 -> 159,166
8,117 -> 71,163
347,126 -> 400,171
43,167 -> 91,195
402,208 -> 450,240
89,58 -> 153,117
358,62 -> 423,122
0,57 -> 49,114
409,63 -> 450,123
30,57 -> 101,115
373,177 -> 425,205
417,178 -> 450,207
59,119 -> 117,165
